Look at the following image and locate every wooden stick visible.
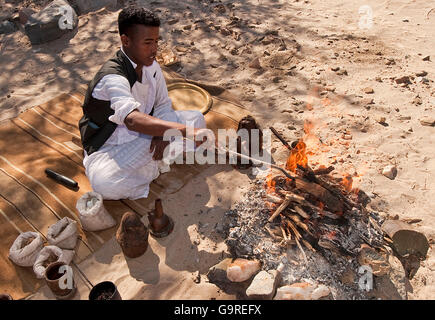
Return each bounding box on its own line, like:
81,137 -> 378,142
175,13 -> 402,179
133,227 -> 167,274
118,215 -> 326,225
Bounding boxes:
295,236 -> 308,265
286,220 -> 301,240
280,225 -> 288,241
313,166 -> 335,175
302,239 -> 316,252
294,178 -> 343,213
268,197 -> 291,222
282,191 -> 340,219
294,205 -> 310,219
289,214 -> 310,234
265,226 -> 281,241
266,193 -> 284,204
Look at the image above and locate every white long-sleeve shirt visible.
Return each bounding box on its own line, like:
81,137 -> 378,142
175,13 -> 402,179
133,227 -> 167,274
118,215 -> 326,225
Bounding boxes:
90,47 -> 179,146
81,48 -> 206,200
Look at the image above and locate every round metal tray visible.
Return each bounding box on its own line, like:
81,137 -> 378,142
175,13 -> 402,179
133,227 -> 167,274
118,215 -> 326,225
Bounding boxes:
167,82 -> 213,115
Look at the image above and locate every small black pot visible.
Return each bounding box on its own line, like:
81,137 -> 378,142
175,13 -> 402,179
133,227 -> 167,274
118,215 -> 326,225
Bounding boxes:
89,281 -> 122,300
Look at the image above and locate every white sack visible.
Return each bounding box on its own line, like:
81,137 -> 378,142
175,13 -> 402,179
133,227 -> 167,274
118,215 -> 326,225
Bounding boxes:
76,191 -> 116,231
47,217 -> 78,249
9,232 -> 44,267
33,245 -> 75,279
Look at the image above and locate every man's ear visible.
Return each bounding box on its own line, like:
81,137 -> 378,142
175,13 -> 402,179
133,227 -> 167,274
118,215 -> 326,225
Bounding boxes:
120,34 -> 130,48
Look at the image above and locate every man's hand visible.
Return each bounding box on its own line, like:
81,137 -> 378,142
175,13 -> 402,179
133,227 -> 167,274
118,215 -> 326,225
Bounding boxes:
150,136 -> 170,160
193,128 -> 216,149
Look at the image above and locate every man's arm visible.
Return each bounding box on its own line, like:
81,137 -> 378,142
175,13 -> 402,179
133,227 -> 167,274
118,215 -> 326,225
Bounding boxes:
94,74 -> 188,137
124,110 -> 186,136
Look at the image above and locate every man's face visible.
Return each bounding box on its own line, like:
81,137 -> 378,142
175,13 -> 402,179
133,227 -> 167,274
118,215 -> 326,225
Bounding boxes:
122,25 -> 159,67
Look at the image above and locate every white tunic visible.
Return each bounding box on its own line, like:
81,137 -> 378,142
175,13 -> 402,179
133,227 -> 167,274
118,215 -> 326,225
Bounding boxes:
83,48 -> 206,200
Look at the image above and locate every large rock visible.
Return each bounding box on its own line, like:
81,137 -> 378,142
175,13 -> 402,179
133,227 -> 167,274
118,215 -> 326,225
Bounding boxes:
369,254 -> 408,300
226,258 -> 261,282
71,0 -> 117,15
206,258 -> 232,284
274,282 -> 331,300
382,220 -> 429,258
0,20 -> 17,35
246,270 -> 280,300
24,0 -> 78,45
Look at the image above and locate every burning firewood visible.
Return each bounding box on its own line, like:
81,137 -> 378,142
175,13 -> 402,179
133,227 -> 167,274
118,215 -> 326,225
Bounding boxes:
262,149 -> 386,260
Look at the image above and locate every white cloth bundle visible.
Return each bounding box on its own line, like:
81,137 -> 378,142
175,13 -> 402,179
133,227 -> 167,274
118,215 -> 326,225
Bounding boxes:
47,217 -> 78,249
76,191 -> 116,231
9,232 -> 44,267
33,245 -> 75,279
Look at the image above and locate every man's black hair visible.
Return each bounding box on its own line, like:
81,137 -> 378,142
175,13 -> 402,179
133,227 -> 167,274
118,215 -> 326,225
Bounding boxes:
118,6 -> 160,36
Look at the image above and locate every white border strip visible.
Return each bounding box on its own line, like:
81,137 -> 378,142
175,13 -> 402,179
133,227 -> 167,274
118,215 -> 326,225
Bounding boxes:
0,208 -> 23,234
31,108 -> 81,139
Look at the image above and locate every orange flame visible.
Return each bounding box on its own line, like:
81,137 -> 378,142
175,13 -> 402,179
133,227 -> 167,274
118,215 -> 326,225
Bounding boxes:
285,140 -> 308,173
342,175 -> 353,192
265,173 -> 276,194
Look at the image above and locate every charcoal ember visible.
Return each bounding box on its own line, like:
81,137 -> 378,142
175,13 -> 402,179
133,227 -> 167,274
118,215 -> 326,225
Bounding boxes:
356,190 -> 371,206
225,237 -> 254,258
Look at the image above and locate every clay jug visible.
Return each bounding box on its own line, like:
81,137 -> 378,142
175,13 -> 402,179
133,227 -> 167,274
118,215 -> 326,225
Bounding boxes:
116,211 -> 149,258
148,199 -> 174,238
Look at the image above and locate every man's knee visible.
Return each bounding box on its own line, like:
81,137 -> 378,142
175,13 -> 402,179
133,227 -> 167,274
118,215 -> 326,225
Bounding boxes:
191,110 -> 206,129
176,110 -> 206,129
87,169 -> 119,200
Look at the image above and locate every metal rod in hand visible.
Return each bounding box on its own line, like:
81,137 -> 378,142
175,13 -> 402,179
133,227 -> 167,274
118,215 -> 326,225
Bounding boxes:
181,137 -> 296,181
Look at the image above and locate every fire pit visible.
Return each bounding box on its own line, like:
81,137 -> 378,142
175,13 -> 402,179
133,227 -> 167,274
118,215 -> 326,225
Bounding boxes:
218,134 -> 404,299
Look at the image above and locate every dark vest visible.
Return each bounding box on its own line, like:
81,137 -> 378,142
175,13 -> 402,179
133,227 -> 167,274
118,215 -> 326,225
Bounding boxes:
78,50 -> 153,155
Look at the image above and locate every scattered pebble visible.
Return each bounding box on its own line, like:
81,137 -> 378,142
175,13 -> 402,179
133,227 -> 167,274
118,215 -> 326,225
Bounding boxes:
413,96 -> 422,105
193,271 -> 201,283
419,116 -> 435,127
249,57 -> 262,69
168,18 -> 179,25
336,69 -> 348,76
377,116 -> 387,124
385,58 -> 395,65
416,71 -> 428,77
382,165 -> 398,180
360,97 -> 374,105
363,87 -> 374,94
395,76 -> 411,85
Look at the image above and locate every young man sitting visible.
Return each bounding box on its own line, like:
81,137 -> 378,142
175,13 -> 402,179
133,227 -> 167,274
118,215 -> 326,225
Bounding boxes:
78,6 -> 208,200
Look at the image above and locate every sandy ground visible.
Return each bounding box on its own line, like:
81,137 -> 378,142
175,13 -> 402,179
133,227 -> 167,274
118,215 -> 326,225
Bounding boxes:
1,0 -> 434,299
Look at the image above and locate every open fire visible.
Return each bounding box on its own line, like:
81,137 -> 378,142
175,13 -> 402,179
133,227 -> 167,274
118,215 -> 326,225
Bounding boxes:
263,121 -> 385,260
218,113 -> 428,300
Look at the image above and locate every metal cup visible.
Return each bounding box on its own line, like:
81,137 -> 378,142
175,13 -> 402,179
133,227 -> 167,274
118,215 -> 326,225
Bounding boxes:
88,281 -> 122,300
45,261 -> 76,300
